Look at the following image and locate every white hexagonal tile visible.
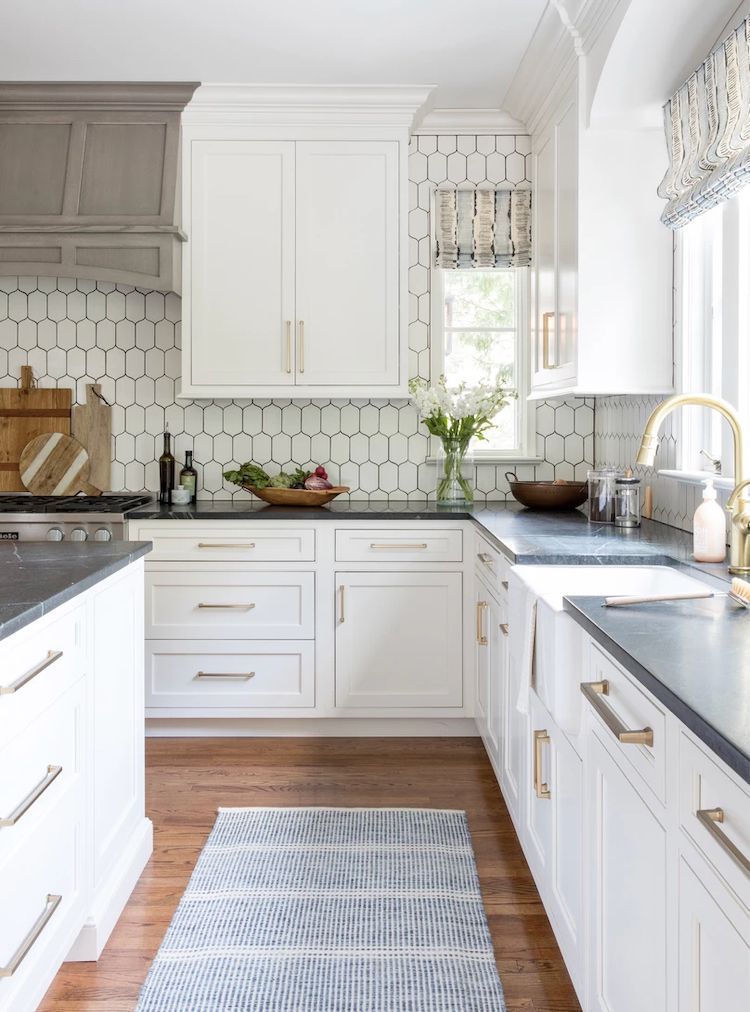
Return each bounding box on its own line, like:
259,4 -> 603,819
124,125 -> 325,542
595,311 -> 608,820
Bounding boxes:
485,152 -> 506,183
116,375 -> 135,407
183,403 -> 203,437
506,152 -> 526,184
221,403 -> 241,435
554,403 -> 575,436
310,432 -> 329,466
27,347 -> 46,377
291,432 -> 311,464
418,135 -> 437,155
437,136 -> 457,155
282,403 -> 301,435
145,404 -> 164,435
320,404 -> 340,436
125,460 -> 145,490
105,291 -> 126,322
330,432 -> 350,463
77,319 -> 96,350
7,346 -> 25,375
446,152 -> 467,183
369,432 -> 388,464
27,291 -> 47,322
457,135 -> 476,155
96,319 -> 116,350
408,206 -> 428,241
164,347 -> 180,378
0,292 -> 8,321
115,431 -> 135,463
145,346 -> 165,378
85,291 -> 106,323
545,432 -> 565,465
135,375 -> 155,406
232,432 -> 252,463
427,151 -> 447,182
408,150 -> 427,183
87,346 -> 106,378
203,403 -> 223,436
0,318 -> 16,350
0,278 -> 17,294
145,291 -> 165,322
301,403 -> 321,435
8,291 -> 27,322
155,319 -> 175,350
136,319 -> 155,349
349,432 -> 369,465
466,152 -> 487,184
125,346 -> 144,377
66,291 -> 86,322
125,291 -> 145,322
213,432 -> 233,467
155,375 -> 174,407
17,319 -> 36,350
165,293 -> 181,323
271,432 -> 291,465
409,264 -> 428,297
259,403 -> 281,436
358,460 -> 379,494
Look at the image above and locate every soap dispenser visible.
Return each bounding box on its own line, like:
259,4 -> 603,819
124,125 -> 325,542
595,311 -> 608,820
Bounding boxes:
693,479 -> 727,563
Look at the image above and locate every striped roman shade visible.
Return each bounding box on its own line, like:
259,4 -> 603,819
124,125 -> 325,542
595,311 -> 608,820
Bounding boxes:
434,188 -> 532,269
659,17 -> 750,228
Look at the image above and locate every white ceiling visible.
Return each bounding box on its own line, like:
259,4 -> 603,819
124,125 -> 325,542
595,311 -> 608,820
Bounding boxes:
2,0 -> 545,110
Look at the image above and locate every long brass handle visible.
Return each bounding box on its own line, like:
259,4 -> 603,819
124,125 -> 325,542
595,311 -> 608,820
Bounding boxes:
533,730 -> 551,799
0,650 -> 63,695
697,808 -> 750,875
500,623 -> 510,637
197,603 -> 255,611
298,320 -> 305,374
285,320 -> 292,374
580,680 -> 654,746
0,894 -> 62,978
370,543 -> 428,551
338,585 -> 345,623
542,311 -> 557,370
0,765 -> 62,828
197,543 -> 256,549
476,601 -> 488,645
477,552 -> 494,568
195,671 -> 255,681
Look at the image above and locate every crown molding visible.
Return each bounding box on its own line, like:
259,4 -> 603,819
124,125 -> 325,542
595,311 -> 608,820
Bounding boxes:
183,84 -> 435,128
412,108 -> 527,135
0,81 -> 199,110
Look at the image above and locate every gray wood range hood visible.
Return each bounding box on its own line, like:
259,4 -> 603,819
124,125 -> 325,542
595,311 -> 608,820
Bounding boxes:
0,82 -> 199,292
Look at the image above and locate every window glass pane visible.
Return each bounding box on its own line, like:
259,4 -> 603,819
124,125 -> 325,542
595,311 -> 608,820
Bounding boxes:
443,270 -> 514,328
444,330 -> 515,386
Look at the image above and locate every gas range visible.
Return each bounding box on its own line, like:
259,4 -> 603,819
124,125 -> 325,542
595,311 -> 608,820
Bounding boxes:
0,494 -> 153,542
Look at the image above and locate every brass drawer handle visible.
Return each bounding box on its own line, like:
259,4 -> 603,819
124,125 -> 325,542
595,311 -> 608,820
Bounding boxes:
542,311 -> 559,370
533,730 -> 551,799
500,623 -> 510,637
369,543 -> 428,550
197,603 -> 256,611
0,894 -> 62,978
477,552 -> 494,567
697,808 -> 750,876
195,671 -> 255,681
476,601 -> 488,645
338,584 -> 345,623
0,650 -> 63,695
581,680 -> 654,746
197,543 -> 256,549
298,320 -> 305,374
285,319 -> 292,374
0,765 -> 62,828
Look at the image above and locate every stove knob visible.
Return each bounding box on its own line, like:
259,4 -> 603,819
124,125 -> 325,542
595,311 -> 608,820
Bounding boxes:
70,527 -> 88,542
46,527 -> 64,542
93,527 -> 112,543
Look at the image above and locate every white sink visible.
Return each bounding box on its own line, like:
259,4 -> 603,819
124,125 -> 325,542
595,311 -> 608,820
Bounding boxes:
509,565 -> 712,735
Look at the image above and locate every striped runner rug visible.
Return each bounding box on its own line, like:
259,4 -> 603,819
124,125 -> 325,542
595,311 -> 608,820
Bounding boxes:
136,807 -> 506,1012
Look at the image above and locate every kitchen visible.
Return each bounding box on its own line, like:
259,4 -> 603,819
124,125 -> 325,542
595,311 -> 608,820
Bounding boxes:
0,1 -> 748,1010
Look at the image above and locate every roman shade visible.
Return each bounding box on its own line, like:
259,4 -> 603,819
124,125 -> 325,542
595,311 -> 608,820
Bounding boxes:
659,17 -> 750,228
434,188 -> 532,268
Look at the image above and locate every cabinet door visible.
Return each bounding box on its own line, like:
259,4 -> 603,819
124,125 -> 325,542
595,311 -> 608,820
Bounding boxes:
555,96 -> 578,381
531,125 -> 556,386
295,141 -> 400,387
474,587 -> 490,742
186,139 -> 295,388
501,623 -> 526,825
678,854 -> 750,1012
585,727 -> 668,1012
475,586 -> 503,767
335,572 -> 462,708
487,594 -> 506,764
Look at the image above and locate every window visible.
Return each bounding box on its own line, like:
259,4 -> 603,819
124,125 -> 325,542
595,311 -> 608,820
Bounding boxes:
677,188 -> 750,480
432,267 -> 534,459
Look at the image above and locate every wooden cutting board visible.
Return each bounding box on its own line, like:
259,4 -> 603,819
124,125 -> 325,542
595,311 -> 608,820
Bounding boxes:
19,432 -> 101,496
0,366 -> 73,492
72,383 -> 112,492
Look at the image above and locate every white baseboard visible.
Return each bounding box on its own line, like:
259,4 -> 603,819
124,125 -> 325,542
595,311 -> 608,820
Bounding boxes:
146,717 -> 479,738
66,818 -> 153,962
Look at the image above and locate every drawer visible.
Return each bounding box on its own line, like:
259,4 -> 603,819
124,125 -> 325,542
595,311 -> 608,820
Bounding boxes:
0,778 -> 84,1011
0,603 -> 85,744
133,524 -> 315,562
474,533 -> 510,598
335,528 -> 462,563
146,640 -> 315,709
583,642 -> 668,803
0,680 -> 84,867
679,732 -> 750,907
146,571 -> 315,639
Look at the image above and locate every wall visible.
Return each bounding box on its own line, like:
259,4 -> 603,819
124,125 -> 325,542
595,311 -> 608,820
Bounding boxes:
0,132 -> 594,501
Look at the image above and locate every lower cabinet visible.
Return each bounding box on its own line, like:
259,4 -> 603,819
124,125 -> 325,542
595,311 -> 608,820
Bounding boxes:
335,571 -> 463,708
475,576 -> 508,772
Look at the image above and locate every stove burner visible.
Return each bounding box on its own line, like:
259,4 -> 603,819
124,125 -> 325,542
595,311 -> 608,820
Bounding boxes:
0,494 -> 153,514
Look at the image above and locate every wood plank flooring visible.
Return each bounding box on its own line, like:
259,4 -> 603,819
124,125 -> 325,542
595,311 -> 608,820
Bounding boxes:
41,737 -> 581,1012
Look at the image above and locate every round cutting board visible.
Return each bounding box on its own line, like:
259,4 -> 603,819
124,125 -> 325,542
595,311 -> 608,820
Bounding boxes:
19,432 -> 101,496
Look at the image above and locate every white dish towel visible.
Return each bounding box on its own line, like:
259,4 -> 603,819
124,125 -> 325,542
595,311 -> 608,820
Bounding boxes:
514,583 -> 537,715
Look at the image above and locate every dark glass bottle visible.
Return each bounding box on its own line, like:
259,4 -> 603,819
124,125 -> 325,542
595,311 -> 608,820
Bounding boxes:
158,427 -> 175,504
179,450 -> 198,503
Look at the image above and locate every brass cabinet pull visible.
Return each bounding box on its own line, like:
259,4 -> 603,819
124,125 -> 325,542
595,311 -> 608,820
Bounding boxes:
697,808 -> 750,876
500,623 -> 510,637
195,671 -> 255,681
0,650 -> 63,696
0,894 -> 61,978
285,320 -> 292,374
476,601 -> 488,645
298,320 -> 305,374
197,543 -> 256,549
477,552 -> 494,568
501,580 -> 509,590
338,585 -> 345,623
197,603 -> 255,611
370,543 -> 428,551
533,730 -> 551,799
580,680 -> 654,747
0,765 -> 62,827
542,311 -> 558,370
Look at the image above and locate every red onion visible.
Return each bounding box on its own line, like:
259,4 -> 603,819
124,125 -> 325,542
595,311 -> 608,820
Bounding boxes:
305,475 -> 332,490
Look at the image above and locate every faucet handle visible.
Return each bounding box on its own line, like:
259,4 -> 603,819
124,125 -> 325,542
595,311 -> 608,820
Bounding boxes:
700,449 -> 721,473
727,478 -> 750,511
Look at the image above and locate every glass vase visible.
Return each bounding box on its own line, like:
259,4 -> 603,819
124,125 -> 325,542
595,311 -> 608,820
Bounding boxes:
435,438 -> 474,504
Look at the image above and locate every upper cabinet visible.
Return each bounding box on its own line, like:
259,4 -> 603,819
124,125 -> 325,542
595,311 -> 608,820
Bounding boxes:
179,86 -> 428,400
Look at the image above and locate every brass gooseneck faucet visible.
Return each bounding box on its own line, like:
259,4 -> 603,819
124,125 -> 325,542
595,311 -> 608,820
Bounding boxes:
636,393 -> 750,574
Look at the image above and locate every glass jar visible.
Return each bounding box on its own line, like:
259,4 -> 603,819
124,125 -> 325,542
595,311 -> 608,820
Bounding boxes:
615,476 -> 641,528
587,468 -> 620,524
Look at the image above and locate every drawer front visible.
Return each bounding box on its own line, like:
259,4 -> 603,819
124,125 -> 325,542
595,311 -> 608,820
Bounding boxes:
474,534 -> 509,598
133,525 -> 315,562
0,681 -> 84,867
146,640 -> 315,709
146,571 -> 315,639
0,604 -> 85,743
679,732 -> 750,907
335,528 -> 463,563
583,642 -> 667,803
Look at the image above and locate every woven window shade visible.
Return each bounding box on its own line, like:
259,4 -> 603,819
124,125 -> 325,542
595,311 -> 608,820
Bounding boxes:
434,188 -> 532,268
659,17 -> 750,228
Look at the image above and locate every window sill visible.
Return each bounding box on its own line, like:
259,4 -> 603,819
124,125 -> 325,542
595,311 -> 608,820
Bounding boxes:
425,455 -> 544,466
657,469 -> 734,491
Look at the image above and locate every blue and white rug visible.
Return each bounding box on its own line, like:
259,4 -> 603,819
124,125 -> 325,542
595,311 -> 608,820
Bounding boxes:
136,807 -> 506,1012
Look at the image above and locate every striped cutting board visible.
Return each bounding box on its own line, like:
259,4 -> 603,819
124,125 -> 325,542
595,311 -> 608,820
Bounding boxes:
19,432 -> 101,496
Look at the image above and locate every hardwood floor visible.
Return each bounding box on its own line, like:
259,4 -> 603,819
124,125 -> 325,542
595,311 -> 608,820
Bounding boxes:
41,737 -> 581,1012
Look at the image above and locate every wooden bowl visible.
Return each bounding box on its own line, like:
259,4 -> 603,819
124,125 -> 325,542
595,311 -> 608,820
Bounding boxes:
242,485 -> 350,506
505,472 -> 588,511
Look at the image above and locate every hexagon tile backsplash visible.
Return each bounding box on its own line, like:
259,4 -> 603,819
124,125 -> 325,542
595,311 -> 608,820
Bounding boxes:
0,133 -> 594,501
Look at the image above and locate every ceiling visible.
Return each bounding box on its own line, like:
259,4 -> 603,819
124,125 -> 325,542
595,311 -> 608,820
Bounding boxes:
2,0 -> 545,110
